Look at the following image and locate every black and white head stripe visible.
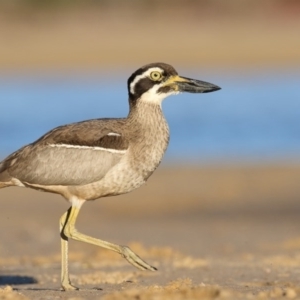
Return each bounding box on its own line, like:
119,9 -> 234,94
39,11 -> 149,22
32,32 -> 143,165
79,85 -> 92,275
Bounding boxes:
127,63 -> 178,100
129,67 -> 164,95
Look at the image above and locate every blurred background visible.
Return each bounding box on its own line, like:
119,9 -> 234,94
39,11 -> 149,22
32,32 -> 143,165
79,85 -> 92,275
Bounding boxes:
1,2 -> 300,295
0,0 -> 300,163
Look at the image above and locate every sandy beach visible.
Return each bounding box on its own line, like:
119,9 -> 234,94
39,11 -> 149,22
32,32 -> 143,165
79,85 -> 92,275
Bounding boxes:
1,166 -> 300,299
1,1 -> 300,298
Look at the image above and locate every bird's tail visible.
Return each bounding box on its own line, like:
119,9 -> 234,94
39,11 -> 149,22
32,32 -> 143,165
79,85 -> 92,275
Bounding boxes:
0,169 -> 12,189
0,182 -> 9,189
0,156 -> 13,188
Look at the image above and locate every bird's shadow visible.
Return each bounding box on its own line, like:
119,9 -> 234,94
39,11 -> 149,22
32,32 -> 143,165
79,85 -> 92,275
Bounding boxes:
0,275 -> 38,285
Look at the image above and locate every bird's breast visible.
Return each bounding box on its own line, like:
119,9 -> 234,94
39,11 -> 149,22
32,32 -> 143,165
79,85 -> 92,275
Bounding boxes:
129,120 -> 170,181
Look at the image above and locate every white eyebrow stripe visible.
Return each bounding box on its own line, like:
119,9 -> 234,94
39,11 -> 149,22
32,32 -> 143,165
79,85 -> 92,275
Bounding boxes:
130,67 -> 164,94
107,132 -> 121,136
48,143 -> 127,154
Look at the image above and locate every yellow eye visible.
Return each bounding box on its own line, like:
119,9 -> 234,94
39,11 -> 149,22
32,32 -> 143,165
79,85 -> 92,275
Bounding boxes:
150,71 -> 163,81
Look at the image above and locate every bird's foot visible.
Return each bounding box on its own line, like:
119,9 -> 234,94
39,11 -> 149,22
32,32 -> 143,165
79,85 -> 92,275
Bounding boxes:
120,245 -> 157,271
61,280 -> 79,291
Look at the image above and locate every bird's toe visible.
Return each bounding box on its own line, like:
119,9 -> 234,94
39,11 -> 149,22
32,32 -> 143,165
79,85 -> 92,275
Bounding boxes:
120,245 -> 157,271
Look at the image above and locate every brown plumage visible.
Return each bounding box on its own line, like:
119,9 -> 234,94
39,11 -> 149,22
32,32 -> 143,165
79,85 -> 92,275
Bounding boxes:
0,63 -> 220,290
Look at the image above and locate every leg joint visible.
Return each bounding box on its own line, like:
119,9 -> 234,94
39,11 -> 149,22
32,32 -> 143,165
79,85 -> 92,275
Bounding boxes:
63,224 -> 77,239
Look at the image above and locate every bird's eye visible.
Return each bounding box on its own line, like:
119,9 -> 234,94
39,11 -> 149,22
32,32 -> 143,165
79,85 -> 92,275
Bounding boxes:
150,71 -> 163,81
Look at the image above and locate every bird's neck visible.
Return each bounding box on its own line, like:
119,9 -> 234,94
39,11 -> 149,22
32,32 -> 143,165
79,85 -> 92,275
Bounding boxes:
127,100 -> 166,128
126,100 -> 170,180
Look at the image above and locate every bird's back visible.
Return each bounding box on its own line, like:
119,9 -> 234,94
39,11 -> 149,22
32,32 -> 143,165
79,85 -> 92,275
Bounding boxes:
0,118 -> 128,187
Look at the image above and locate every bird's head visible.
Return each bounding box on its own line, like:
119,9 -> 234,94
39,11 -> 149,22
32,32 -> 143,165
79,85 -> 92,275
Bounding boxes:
127,62 -> 221,106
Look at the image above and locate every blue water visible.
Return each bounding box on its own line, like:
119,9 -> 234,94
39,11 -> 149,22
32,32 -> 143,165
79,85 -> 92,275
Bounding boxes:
1,69 -> 300,163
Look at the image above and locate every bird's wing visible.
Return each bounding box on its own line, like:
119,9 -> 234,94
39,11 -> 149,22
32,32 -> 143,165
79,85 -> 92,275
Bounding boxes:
2,119 -> 129,186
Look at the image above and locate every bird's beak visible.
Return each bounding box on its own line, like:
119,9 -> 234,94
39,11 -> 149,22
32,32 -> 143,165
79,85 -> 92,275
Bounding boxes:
164,75 -> 221,93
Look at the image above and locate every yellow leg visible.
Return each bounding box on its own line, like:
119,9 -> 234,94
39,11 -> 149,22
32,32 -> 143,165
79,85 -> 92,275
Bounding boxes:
60,199 -> 156,290
60,208 -> 79,291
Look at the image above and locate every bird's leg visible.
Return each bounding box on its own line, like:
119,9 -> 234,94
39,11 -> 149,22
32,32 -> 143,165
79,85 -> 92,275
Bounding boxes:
59,207 -> 79,291
62,199 -> 157,278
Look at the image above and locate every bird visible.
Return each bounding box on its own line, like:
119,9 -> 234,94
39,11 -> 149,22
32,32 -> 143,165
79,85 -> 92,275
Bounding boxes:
0,62 -> 220,291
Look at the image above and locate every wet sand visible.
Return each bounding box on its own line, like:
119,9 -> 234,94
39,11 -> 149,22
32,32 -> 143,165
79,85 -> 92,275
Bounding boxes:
1,165 -> 300,299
